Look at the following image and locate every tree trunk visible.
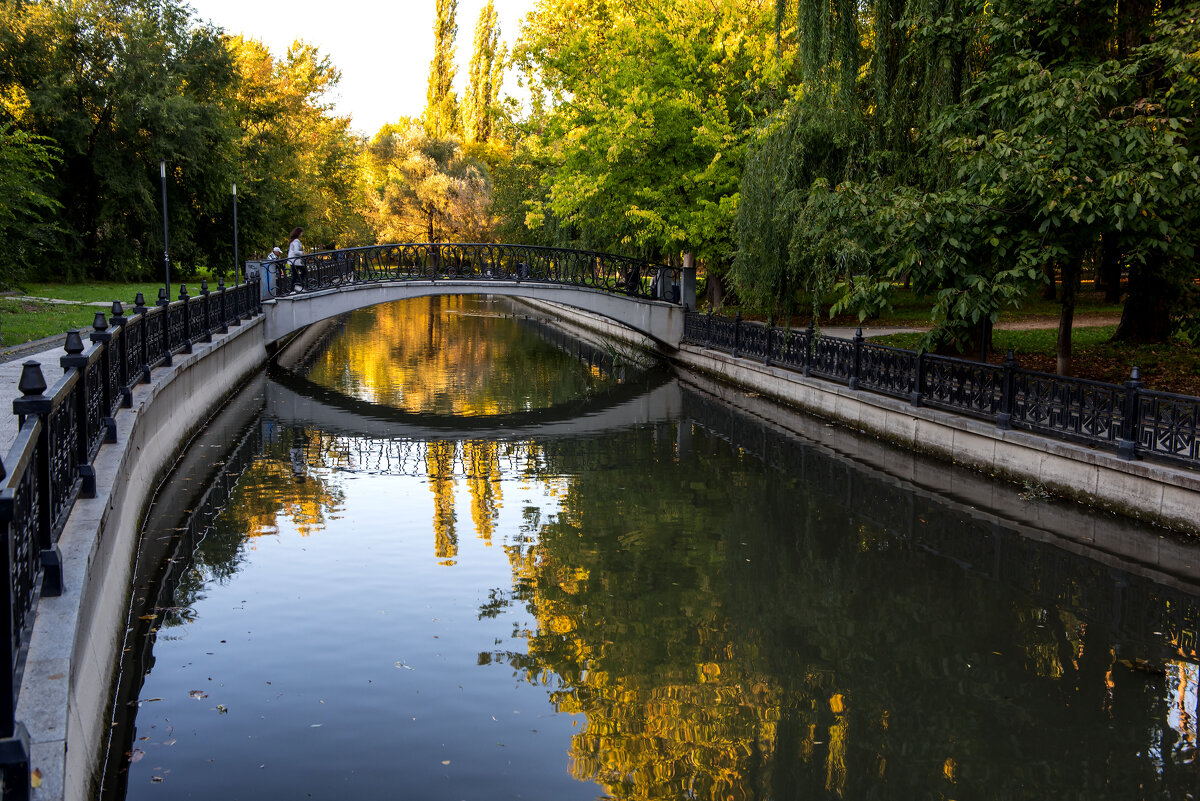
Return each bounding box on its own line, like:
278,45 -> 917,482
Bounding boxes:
1041,263 -> 1057,301
706,266 -> 737,312
1056,254 -> 1083,376
1113,259 -> 1174,343
1098,238 -> 1122,305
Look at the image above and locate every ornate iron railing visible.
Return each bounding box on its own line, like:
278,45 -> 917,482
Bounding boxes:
0,277 -> 261,798
261,242 -> 681,303
681,310 -> 1200,469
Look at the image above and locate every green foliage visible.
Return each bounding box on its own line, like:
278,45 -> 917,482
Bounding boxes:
0,1 -> 374,281
425,0 -> 460,139
367,121 -> 493,242
515,0 -> 787,262
738,0 -> 1200,349
463,0 -> 505,144
0,126 -> 60,286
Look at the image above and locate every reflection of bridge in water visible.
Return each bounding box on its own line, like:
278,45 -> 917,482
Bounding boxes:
164,372 -> 1200,678
264,362 -> 682,443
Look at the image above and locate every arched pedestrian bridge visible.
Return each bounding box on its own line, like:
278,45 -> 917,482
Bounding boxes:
255,242 -> 696,348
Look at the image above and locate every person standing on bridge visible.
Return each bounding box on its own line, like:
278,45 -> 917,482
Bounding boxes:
287,226 -> 306,291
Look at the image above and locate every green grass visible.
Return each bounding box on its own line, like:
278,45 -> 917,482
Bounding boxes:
20,281 -> 174,305
872,325 -> 1119,354
0,298 -> 102,346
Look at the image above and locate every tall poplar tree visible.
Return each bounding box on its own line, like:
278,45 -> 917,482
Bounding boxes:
425,0 -> 460,138
463,0 -> 504,144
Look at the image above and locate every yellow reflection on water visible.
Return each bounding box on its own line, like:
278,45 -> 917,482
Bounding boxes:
304,296 -> 613,416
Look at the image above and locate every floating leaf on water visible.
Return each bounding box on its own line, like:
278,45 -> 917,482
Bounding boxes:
129,749 -> 145,763
441,760 -> 451,765
215,704 -> 228,714
188,690 -> 208,700
163,739 -> 176,746
150,776 -> 164,783
139,614 -> 157,621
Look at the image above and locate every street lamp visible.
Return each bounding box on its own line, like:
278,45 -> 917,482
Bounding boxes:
159,159 -> 170,300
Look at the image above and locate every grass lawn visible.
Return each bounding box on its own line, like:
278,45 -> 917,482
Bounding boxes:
20,281 -> 179,305
0,298 -> 105,347
1,276 -> 229,348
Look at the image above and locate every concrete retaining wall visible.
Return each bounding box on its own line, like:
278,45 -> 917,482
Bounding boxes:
516,298 -> 1200,537
16,318 -> 269,801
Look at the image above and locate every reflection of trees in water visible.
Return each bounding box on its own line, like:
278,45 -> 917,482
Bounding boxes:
482,423 -> 1200,800
303,296 -> 624,415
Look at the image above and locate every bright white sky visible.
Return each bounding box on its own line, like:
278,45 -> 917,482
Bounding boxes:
186,0 -> 536,137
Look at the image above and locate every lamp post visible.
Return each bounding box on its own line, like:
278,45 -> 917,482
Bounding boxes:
159,159 -> 170,300
232,182 -> 240,285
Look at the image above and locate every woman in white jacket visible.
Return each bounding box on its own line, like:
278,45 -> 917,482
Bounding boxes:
287,227 -> 305,291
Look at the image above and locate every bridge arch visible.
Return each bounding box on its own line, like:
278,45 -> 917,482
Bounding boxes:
265,281 -> 684,348
252,242 -> 696,348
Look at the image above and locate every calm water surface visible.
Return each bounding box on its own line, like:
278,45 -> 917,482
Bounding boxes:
103,296 -> 1200,800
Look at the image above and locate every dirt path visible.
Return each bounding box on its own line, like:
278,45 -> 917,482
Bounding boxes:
995,313 -> 1120,331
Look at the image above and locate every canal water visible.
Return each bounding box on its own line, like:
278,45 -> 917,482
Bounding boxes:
102,296 -> 1200,800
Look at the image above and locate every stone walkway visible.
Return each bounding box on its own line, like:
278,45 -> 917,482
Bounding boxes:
0,335 -> 73,463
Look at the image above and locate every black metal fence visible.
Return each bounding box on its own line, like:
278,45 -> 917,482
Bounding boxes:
265,243 -> 682,303
683,310 -> 1200,469
0,278 -> 261,799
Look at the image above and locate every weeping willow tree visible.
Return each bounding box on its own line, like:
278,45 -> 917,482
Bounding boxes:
738,0 -> 1200,366
734,0 -> 976,321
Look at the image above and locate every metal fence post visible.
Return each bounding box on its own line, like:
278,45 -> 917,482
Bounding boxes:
849,327 -> 863,390
1117,366 -> 1143,460
705,310 -> 713,348
12,362 -> 62,598
732,312 -> 742,358
132,292 -> 151,383
997,349 -> 1016,430
910,350 -> 924,407
216,277 -> 229,334
199,280 -> 213,343
179,285 -> 193,354
59,331 -> 95,499
109,301 -> 132,408
89,312 -> 117,444
157,288 -> 173,367
764,323 -> 773,366
803,322 -> 814,378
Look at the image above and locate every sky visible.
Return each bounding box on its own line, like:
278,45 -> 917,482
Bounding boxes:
186,0 -> 536,137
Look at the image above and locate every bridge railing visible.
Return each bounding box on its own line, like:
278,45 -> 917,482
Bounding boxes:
682,310 -> 1200,469
0,277 -> 261,799
264,243 -> 682,303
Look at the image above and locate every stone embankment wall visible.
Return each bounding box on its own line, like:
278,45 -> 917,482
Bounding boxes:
515,298 -> 1200,540
19,319 -> 269,801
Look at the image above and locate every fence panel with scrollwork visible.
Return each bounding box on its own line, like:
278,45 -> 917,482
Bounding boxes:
858,343 -> 918,399
1136,390 -> 1200,467
920,355 -> 1004,418
809,336 -> 856,384
679,309 -> 1200,469
267,243 -> 678,302
1011,371 -> 1125,444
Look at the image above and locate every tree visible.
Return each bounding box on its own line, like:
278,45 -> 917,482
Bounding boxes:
0,126 -> 60,286
463,0 -> 505,144
516,0 -> 787,269
425,0 -> 460,138
367,120 -> 494,243
737,0 -> 1200,364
